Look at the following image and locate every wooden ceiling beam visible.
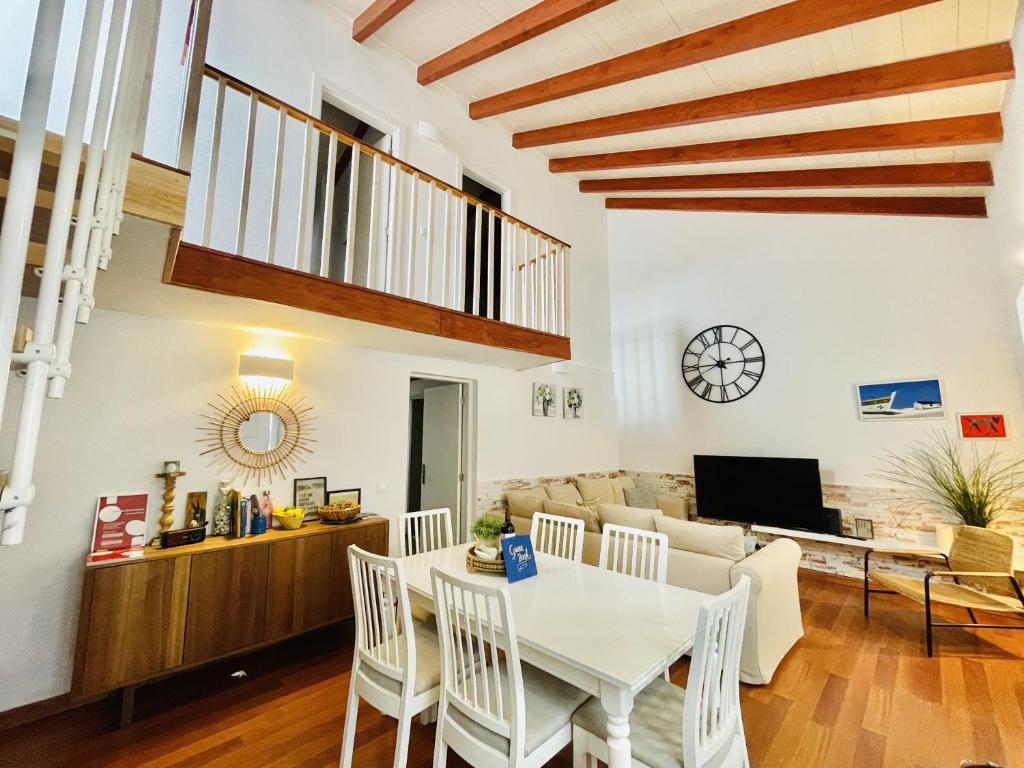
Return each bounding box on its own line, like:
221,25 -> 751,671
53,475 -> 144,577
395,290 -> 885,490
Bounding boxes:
550,113 -> 1003,172
418,0 -> 619,86
578,162 -> 995,192
469,0 -> 942,119
516,43 -> 1013,148
604,196 -> 988,218
352,0 -> 416,42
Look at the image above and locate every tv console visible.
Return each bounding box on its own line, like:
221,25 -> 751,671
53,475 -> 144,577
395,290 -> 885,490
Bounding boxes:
750,524 -> 939,551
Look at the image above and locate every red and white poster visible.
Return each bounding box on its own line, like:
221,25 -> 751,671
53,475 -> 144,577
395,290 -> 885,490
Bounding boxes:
90,493 -> 149,558
959,413 -> 1009,440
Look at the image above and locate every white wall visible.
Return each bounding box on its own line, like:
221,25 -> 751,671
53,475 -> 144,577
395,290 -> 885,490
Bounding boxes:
0,0 -> 618,712
609,211 -> 1024,485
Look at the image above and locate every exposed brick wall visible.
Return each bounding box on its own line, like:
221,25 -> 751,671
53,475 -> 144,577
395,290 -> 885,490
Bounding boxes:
476,469 -> 1024,580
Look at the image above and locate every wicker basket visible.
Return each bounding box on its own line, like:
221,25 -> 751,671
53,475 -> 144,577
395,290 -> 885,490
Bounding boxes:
318,503 -> 361,523
466,545 -> 506,575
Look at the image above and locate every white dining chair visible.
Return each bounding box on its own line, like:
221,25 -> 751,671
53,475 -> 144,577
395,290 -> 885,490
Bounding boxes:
400,507 -> 454,557
599,523 -> 669,583
340,546 -> 441,768
572,576 -> 752,768
430,567 -> 589,768
530,511 -> 585,562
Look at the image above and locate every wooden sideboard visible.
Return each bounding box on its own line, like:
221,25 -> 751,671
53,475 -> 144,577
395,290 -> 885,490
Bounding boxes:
71,517 -> 388,720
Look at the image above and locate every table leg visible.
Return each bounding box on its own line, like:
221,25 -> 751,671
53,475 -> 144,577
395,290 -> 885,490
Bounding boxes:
600,682 -> 634,768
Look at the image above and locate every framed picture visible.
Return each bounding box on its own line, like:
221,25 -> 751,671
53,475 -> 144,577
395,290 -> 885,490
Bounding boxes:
533,382 -> 557,417
90,492 -> 149,557
185,491 -> 208,529
564,387 -> 583,419
328,487 -> 361,507
856,378 -> 945,421
854,518 -> 874,540
293,476 -> 327,521
958,412 -> 1008,439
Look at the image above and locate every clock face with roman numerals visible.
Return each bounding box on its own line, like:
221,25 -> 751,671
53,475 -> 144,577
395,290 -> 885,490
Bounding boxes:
681,325 -> 764,403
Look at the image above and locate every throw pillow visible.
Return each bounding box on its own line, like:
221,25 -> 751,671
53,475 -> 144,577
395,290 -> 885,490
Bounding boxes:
623,486 -> 658,509
504,487 -> 549,520
654,516 -> 745,562
656,494 -> 689,521
545,483 -> 583,504
542,499 -> 600,533
577,498 -> 600,516
596,503 -> 662,532
575,477 -> 616,505
610,476 -> 636,505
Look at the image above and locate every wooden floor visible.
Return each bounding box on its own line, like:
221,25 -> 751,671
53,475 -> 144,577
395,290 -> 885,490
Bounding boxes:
4,571 -> 1023,768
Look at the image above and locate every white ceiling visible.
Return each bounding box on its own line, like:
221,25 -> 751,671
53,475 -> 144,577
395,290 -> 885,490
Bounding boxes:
331,0 -> 1019,199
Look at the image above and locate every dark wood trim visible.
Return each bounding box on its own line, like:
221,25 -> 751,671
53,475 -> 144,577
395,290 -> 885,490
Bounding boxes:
604,196 -> 988,218
167,243 -> 572,360
202,64 -> 570,248
352,0 -> 416,42
550,113 -> 1003,172
418,0 -> 618,85
514,43 -> 1014,148
469,0 -> 941,118
579,162 -> 994,192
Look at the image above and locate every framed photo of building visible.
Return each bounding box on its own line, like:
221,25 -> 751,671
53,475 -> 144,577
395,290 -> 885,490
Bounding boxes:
293,476 -> 327,521
856,378 -> 944,421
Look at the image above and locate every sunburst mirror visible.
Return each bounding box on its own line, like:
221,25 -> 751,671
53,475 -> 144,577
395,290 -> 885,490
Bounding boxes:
198,384 -> 316,484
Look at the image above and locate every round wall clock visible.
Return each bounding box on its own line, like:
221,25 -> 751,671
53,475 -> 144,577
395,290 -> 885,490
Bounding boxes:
681,325 -> 765,403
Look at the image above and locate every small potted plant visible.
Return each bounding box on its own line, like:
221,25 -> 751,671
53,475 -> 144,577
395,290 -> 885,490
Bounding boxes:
472,514 -> 504,552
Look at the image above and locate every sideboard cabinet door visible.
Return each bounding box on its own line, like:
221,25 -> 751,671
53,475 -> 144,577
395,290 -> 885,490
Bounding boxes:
329,522 -> 390,621
72,558 -> 190,697
183,544 -> 269,664
264,534 -> 333,641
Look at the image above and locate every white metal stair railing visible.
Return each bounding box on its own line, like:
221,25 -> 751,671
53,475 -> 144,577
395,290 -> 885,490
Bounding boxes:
0,0 -> 161,546
180,66 -> 572,337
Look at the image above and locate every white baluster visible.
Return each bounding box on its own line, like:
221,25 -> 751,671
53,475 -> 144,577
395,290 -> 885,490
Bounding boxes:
344,146 -> 361,283
236,91 -> 259,256
366,154 -> 381,290
267,106 -> 288,265
295,121 -> 316,273
320,133 -> 337,277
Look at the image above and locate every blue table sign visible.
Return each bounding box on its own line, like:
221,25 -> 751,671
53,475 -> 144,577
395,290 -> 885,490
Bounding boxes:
501,534 -> 538,583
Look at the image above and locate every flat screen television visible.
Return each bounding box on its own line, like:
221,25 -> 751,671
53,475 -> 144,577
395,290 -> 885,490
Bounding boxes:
694,454 -> 825,532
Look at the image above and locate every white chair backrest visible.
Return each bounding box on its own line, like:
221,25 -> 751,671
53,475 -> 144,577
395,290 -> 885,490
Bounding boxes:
530,511 -> 585,562
400,507 -> 454,557
683,576 -> 751,768
348,545 -> 415,689
598,523 -> 669,583
431,567 -> 527,760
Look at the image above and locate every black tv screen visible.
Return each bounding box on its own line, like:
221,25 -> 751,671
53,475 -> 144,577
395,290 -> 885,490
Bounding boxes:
694,455 -> 824,531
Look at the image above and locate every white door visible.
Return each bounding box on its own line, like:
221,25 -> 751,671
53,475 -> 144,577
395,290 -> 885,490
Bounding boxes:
420,384 -> 462,536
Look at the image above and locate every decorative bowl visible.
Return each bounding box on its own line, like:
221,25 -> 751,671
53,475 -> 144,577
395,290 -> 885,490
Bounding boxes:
466,545 -> 506,575
277,514 -> 303,530
319,503 -> 361,523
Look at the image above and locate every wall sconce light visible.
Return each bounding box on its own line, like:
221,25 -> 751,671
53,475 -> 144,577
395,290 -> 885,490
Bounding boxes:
238,354 -> 294,389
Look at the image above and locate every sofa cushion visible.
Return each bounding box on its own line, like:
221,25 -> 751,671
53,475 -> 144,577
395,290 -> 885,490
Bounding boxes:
505,487 -> 549,520
655,516 -> 745,562
542,499 -> 600,533
610,476 -> 635,505
666,548 -> 734,594
545,483 -> 583,504
623,486 -> 658,509
597,503 -> 662,532
575,477 -> 615,505
656,494 -> 689,521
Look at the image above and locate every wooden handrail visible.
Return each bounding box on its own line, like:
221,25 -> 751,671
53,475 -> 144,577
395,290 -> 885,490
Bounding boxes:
201,64 -> 571,249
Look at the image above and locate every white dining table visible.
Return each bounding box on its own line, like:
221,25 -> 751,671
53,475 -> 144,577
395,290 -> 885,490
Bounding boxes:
400,545 -> 708,768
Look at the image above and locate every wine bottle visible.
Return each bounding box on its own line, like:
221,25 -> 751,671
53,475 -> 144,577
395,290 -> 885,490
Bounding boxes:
500,507 -> 516,540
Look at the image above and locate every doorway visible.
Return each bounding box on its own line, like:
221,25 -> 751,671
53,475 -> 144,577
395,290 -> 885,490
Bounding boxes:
462,174 -> 504,319
312,99 -> 394,286
407,377 -> 468,540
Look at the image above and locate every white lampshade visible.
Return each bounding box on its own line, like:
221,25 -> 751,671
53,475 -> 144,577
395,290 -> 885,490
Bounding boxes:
238,354 -> 294,385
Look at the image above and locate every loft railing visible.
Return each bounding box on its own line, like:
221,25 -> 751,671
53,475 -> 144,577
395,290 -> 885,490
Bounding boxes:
178,66 -> 571,337
0,0 -> 161,545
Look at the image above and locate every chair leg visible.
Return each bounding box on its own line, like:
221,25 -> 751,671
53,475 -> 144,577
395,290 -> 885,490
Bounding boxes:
339,670 -> 360,768
863,552 -> 871,618
432,704 -> 448,768
572,725 -> 590,768
392,703 -> 412,768
966,607 -> 978,625
924,580 -> 934,658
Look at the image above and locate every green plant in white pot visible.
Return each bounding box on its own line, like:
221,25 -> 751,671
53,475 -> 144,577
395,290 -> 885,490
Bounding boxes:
472,514 -> 504,550
872,430 -> 1024,529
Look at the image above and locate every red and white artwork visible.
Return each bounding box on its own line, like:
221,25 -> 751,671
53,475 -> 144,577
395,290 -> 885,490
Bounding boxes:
90,493 -> 149,557
958,413 -> 1008,440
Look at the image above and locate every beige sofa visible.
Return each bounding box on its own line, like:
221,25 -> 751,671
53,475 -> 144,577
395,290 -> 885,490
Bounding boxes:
500,476 -> 804,685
